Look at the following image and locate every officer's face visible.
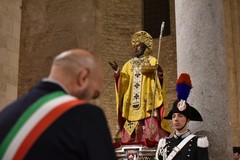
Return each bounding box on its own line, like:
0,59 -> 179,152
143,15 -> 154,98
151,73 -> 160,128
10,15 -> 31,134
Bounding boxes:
172,113 -> 189,132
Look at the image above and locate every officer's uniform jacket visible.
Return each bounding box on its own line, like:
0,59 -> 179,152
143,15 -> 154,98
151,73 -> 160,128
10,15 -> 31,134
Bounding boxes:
156,130 -> 209,160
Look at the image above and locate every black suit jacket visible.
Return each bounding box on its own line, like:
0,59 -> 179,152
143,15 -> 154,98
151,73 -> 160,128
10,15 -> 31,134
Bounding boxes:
0,81 -> 116,160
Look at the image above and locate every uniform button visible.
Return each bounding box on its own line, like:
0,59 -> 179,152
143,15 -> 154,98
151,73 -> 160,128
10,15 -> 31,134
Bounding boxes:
189,144 -> 192,146
188,149 -> 191,151
187,155 -> 190,157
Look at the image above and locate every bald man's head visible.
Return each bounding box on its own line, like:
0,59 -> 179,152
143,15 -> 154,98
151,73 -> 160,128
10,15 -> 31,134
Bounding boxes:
48,49 -> 104,101
52,49 -> 95,73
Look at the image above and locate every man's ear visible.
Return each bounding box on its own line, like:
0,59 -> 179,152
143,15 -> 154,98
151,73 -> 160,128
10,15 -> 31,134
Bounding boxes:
77,68 -> 90,88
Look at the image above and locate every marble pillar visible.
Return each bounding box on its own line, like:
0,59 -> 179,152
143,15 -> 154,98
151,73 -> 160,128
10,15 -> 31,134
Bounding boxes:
175,0 -> 232,159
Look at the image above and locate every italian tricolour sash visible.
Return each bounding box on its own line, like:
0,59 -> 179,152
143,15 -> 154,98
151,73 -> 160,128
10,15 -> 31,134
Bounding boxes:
0,91 -> 85,160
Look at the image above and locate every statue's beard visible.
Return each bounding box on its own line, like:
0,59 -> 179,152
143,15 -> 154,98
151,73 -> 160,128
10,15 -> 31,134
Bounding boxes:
135,48 -> 145,58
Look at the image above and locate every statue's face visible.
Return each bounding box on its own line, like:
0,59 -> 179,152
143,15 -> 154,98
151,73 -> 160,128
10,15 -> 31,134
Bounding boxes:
133,41 -> 142,51
133,41 -> 146,58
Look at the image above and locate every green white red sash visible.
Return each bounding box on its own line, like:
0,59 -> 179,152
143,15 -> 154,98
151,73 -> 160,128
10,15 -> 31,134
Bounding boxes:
0,91 -> 85,160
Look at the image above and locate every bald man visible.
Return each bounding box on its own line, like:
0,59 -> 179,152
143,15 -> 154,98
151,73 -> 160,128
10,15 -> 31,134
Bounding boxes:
0,49 -> 116,160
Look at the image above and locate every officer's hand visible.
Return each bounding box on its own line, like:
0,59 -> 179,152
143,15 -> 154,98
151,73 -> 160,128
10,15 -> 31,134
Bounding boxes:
109,61 -> 118,71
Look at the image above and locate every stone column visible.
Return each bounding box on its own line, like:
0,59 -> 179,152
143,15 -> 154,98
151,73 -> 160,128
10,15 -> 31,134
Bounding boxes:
175,0 -> 232,159
0,0 -> 22,108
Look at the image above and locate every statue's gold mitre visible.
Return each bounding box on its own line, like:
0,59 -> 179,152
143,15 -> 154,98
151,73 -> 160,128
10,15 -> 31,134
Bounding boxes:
131,31 -> 153,55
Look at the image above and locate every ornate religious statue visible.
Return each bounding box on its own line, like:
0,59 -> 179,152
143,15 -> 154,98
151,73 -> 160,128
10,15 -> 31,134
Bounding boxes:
109,31 -> 170,147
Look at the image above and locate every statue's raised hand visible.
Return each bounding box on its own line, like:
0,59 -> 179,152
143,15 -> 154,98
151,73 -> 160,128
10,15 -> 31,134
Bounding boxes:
109,61 -> 118,71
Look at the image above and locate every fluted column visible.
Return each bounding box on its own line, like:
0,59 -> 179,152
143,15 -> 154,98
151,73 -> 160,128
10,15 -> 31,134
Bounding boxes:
175,0 -> 232,159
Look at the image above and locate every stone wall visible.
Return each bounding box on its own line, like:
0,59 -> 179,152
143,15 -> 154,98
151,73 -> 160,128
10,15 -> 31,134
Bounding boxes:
18,0 -> 97,95
0,0 -> 22,109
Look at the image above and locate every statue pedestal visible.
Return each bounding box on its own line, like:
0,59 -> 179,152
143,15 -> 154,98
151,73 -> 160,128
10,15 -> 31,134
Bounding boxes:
115,145 -> 156,160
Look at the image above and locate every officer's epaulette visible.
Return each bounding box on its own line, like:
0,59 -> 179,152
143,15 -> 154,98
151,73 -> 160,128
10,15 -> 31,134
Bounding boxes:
157,138 -> 166,148
158,136 -> 172,147
196,135 -> 209,148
